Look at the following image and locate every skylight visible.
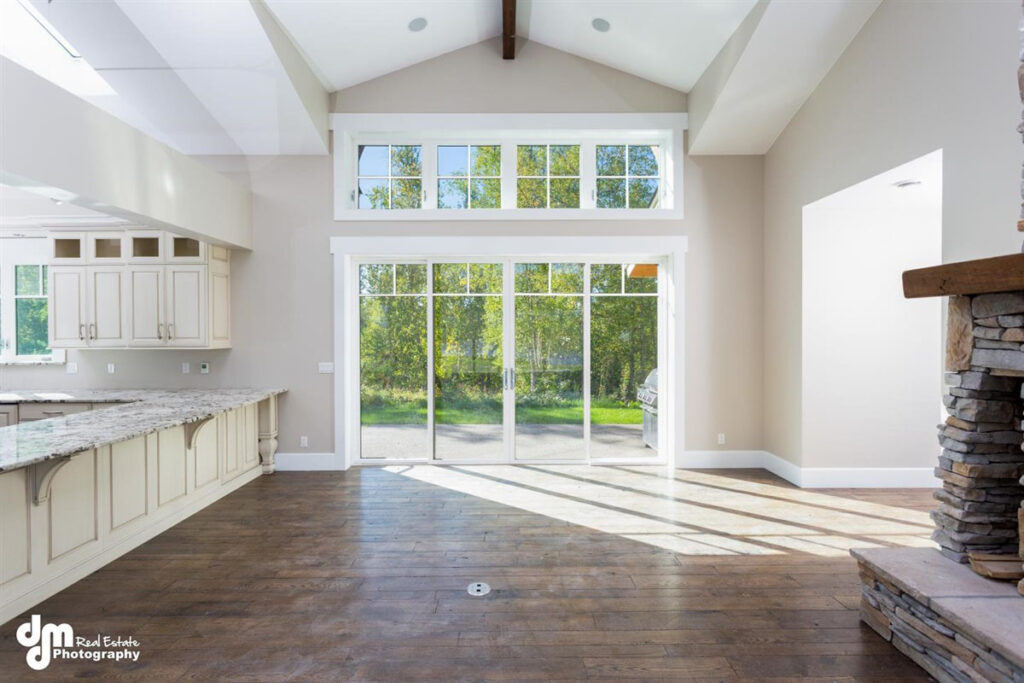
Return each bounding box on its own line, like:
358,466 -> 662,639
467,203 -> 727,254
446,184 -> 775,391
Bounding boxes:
0,0 -> 113,97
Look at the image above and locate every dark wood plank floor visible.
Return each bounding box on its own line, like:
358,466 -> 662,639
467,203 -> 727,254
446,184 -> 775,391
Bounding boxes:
0,467 -> 936,681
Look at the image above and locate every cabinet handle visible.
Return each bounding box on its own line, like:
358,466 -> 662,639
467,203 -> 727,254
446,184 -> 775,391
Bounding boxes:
167,323 -> 174,341
41,410 -> 64,416
78,324 -> 85,341
157,323 -> 164,340
89,323 -> 96,340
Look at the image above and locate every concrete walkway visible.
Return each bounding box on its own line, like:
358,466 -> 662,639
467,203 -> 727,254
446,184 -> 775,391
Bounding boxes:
359,423 -> 655,461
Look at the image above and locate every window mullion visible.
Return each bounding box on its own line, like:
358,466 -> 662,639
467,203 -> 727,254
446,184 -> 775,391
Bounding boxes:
580,142 -> 596,209
501,142 -> 515,210
422,143 -> 437,210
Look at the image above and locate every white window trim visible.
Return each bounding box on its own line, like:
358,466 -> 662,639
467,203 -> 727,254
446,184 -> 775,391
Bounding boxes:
331,113 -> 687,221
329,234 -> 687,471
0,236 -> 65,365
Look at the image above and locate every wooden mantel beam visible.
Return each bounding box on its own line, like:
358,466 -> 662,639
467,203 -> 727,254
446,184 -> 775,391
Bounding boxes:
902,253 -> 1024,298
502,0 -> 516,59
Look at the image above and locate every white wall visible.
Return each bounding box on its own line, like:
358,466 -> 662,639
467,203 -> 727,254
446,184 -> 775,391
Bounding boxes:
802,151 -> 942,470
764,0 -> 1021,467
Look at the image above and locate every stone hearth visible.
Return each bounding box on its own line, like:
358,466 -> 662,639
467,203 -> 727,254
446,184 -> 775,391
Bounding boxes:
855,547 -> 1024,683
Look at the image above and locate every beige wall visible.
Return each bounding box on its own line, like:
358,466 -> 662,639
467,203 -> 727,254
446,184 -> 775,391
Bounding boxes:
1,40 -> 762,459
0,151 -> 764,457
333,38 -> 687,113
763,0 -> 1021,467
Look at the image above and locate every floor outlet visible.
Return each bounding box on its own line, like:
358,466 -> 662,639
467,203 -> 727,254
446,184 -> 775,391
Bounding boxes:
467,582 -> 490,596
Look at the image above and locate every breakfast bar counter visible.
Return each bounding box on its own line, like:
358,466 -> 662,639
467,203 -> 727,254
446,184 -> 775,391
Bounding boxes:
0,388 -> 285,625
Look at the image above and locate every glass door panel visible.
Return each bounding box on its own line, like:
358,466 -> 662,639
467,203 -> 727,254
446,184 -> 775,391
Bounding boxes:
589,264 -> 659,459
358,264 -> 429,459
513,263 -> 586,461
432,263 -> 505,461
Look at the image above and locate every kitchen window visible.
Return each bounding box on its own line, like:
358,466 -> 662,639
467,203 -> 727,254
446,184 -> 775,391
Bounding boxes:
0,237 -> 61,363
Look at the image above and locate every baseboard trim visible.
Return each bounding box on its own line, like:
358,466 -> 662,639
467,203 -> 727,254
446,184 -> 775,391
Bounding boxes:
275,449 -> 936,488
681,450 -> 936,488
274,452 -> 338,471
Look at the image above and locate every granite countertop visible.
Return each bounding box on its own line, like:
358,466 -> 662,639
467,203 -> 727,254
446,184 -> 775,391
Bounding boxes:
0,389 -> 286,473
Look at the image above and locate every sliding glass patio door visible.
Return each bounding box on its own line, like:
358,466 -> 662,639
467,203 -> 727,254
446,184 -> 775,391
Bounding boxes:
356,258 -> 662,463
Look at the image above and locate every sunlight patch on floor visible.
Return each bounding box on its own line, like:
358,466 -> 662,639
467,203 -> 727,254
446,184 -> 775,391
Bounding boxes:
385,465 -> 936,557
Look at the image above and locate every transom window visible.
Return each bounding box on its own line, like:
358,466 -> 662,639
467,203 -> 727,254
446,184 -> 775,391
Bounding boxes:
517,145 -> 580,209
596,145 -> 661,209
333,113 -> 685,219
437,146 -> 501,209
357,145 -> 422,209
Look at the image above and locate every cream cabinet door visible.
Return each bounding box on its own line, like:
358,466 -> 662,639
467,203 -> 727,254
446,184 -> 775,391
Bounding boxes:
49,267 -> 87,348
127,267 -> 165,346
166,266 -> 206,347
87,268 -> 126,347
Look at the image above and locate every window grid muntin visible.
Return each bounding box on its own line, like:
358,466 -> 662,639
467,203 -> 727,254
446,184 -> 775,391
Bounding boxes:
437,145 -> 502,210
517,144 -> 580,209
596,144 -> 661,209
12,264 -> 50,359
357,144 -> 423,210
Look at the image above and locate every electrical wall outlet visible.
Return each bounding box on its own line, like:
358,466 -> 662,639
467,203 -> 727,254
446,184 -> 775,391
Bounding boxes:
106,363 -> 116,374
717,433 -> 726,445
66,362 -> 78,375
318,362 -> 334,374
300,436 -> 309,448
181,362 -> 190,374
199,362 -> 210,375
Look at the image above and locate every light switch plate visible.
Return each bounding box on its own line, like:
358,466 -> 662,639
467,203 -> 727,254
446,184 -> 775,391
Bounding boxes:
182,362 -> 190,374
106,363 -> 115,374
199,362 -> 210,375
318,362 -> 334,374
66,362 -> 78,375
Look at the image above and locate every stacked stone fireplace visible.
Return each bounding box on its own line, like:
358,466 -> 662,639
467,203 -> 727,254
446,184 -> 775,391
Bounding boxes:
936,292 -> 1024,565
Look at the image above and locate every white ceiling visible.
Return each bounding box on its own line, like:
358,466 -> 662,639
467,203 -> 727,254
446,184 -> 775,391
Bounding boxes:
265,0 -> 758,92
6,0 -> 326,156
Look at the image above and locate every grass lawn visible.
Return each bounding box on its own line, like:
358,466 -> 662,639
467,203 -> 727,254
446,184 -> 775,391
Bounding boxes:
361,398 -> 641,425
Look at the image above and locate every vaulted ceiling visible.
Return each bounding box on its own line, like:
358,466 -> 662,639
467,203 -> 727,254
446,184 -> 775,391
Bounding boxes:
0,0 -> 880,159
264,0 -> 758,92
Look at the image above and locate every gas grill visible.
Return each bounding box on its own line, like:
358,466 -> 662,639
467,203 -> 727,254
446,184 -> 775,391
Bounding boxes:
637,368 -> 658,450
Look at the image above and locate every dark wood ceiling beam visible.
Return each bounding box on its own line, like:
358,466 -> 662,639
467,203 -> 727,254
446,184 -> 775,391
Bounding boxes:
502,0 -> 515,59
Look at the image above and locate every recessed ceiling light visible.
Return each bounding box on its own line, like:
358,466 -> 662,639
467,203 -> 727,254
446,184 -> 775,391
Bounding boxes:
893,179 -> 922,189
592,17 -> 611,32
408,17 -> 428,32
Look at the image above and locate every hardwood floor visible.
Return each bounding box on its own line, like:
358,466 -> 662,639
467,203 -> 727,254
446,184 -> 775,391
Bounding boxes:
0,467 -> 936,681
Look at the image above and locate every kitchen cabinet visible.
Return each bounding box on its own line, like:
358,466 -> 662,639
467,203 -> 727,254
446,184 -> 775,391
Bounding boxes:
0,405 -> 17,427
50,231 -> 230,350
